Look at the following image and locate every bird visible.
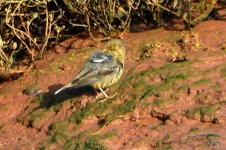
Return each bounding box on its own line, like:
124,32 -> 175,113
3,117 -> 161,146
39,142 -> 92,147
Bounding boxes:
54,39 -> 126,100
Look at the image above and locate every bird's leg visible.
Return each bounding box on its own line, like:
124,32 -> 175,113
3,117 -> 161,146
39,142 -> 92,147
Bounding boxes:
93,88 -> 109,101
94,87 -> 117,102
94,89 -> 102,101
98,87 -> 117,102
99,87 -> 111,98
104,88 -> 118,98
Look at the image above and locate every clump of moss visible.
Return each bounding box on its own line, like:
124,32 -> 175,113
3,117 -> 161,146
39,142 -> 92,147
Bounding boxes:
151,99 -> 166,108
51,132 -> 70,144
185,106 -> 216,122
18,105 -> 55,128
193,79 -> 211,86
189,126 -> 200,133
84,137 -> 106,150
28,109 -> 54,128
48,120 -> 69,135
154,134 -> 172,150
63,132 -> 115,150
69,98 -> 114,124
221,68 -> 226,77
104,98 -> 138,124
202,64 -> 225,75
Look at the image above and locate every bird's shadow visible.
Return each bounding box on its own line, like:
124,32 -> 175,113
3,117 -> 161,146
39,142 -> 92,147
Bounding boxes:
38,84 -> 96,109
16,84 -> 98,125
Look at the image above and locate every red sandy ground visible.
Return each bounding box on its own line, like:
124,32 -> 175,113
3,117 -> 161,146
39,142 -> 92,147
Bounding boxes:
0,17 -> 226,149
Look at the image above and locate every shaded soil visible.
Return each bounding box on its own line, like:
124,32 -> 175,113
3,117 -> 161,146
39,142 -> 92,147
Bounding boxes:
0,18 -> 226,149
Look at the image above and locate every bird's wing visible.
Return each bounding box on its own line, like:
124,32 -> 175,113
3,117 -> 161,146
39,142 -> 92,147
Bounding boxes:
70,51 -> 118,87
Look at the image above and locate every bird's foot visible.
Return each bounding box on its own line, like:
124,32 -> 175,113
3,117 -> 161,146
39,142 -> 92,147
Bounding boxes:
104,92 -> 117,99
94,92 -> 118,102
99,93 -> 117,102
95,87 -> 116,102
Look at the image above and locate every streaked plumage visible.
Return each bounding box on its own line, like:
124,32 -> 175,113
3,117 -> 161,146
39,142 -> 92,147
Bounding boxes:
54,39 -> 126,99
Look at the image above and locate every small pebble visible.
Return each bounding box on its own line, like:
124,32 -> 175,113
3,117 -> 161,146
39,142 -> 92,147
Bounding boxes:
206,141 -> 221,146
23,88 -> 42,95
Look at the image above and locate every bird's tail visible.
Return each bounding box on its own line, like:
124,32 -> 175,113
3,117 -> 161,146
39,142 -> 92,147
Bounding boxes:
54,77 -> 99,95
54,82 -> 74,95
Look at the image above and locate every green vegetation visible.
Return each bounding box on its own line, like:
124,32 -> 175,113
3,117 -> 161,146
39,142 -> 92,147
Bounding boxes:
185,106 -> 216,122
49,120 -> 69,134
69,98 -> 115,124
152,99 -> 166,107
155,134 -> 172,150
42,129 -> 115,150
104,98 -> 138,123
189,126 -> 200,133
221,67 -> 226,77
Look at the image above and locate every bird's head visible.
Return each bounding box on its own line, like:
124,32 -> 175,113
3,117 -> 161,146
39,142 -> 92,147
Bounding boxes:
104,39 -> 126,63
